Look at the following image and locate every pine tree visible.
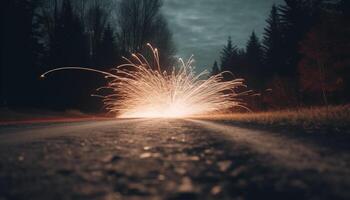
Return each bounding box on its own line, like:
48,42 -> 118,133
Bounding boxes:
278,0 -> 319,77
220,37 -> 237,72
246,31 -> 263,67
43,0 -> 91,110
245,31 -> 263,89
58,0 -> 88,65
230,48 -> 247,78
1,0 -> 43,107
86,1 -> 108,65
97,24 -> 119,67
210,61 -> 220,76
47,0 -> 87,66
262,4 -> 284,78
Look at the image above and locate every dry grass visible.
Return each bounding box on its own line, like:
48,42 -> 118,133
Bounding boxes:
196,105 -> 350,133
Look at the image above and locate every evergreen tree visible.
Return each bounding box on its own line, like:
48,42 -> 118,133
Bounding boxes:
220,37 -> 237,72
262,4 -> 284,78
210,61 -> 220,76
50,0 -> 88,66
97,24 -> 119,67
43,0 -> 91,110
86,1 -> 108,65
278,0 -> 321,77
246,32 -> 263,66
1,0 -> 43,107
245,31 -> 263,89
219,37 -> 247,79
230,48 -> 247,78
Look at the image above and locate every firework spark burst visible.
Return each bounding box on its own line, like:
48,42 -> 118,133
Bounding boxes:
41,44 -> 250,118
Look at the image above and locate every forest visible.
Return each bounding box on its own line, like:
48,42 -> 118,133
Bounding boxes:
213,0 -> 350,110
1,0 -> 175,112
1,0 -> 349,112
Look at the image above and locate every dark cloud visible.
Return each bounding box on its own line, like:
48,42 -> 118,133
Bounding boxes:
162,0 -> 284,71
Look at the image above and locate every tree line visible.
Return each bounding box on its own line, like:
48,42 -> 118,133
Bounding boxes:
1,0 -> 175,112
212,0 -> 350,110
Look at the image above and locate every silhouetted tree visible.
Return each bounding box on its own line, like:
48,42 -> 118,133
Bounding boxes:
230,48 -> 247,79
262,4 -> 284,78
48,0 -> 88,66
245,31 -> 263,89
279,0 -> 306,77
213,0 -> 350,109
150,15 -> 176,69
299,13 -> 350,105
278,0 -> 323,77
116,0 -> 175,69
41,0 -> 93,110
86,1 -> 108,65
97,24 -> 119,67
1,0 -> 178,112
220,37 -> 237,73
1,0 -> 43,107
210,61 -> 220,76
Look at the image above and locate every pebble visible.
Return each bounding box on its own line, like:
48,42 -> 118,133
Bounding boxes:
143,146 -> 152,150
189,156 -> 200,161
178,177 -> 194,192
140,152 -> 152,158
175,167 -> 187,175
158,174 -> 165,181
151,153 -> 161,158
18,156 -> 24,161
204,149 -> 213,154
66,150 -> 72,156
218,160 -> 232,172
211,185 -> 222,195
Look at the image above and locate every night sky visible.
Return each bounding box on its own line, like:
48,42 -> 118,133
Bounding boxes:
162,0 -> 284,71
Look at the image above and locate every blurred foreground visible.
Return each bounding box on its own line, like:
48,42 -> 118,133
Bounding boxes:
0,118 -> 349,200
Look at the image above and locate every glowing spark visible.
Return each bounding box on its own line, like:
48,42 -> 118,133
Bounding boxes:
41,44 -> 250,118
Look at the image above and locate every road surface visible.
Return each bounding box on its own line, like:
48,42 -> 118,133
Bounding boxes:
0,119 -> 349,200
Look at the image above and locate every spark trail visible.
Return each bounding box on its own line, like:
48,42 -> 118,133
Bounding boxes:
41,44 -> 250,118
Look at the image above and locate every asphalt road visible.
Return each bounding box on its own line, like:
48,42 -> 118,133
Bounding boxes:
0,119 -> 349,200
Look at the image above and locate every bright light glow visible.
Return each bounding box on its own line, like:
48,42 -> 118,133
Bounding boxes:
41,44 -> 250,118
